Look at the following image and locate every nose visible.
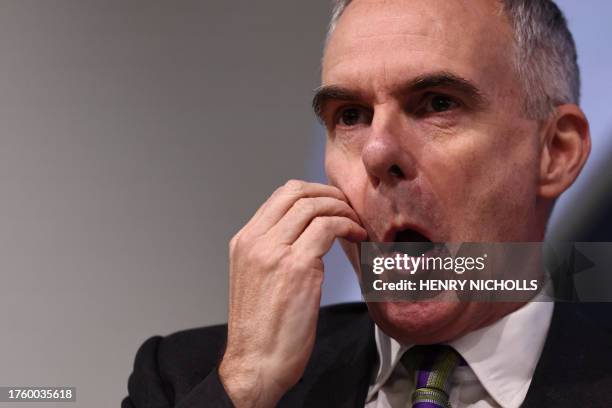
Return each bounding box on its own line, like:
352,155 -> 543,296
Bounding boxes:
362,107 -> 417,187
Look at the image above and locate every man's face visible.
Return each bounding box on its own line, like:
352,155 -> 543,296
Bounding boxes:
319,0 -> 546,343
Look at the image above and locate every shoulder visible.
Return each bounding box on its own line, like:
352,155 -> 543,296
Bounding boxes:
536,302 -> 612,376
550,302 -> 612,348
524,302 -> 612,406
130,302 -> 370,395
124,303 -> 372,406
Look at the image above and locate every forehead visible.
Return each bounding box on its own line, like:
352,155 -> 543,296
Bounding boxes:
322,0 -> 516,95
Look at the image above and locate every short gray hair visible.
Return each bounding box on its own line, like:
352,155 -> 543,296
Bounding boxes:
326,0 -> 580,119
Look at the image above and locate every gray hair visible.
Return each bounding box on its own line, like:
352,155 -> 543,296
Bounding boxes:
326,0 -> 580,119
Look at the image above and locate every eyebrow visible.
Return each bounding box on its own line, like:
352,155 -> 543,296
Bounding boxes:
312,71 -> 487,120
311,85 -> 363,119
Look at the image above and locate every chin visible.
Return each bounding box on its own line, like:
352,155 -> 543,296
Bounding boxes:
366,300 -> 471,345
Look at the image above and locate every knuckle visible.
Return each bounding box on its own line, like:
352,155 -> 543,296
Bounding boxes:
229,233 -> 241,253
340,222 -> 353,236
244,246 -> 264,267
229,230 -> 252,255
279,256 -> 299,275
295,198 -> 316,217
284,179 -> 304,193
331,218 -> 349,234
311,216 -> 329,230
272,185 -> 285,197
248,242 -> 281,269
293,252 -> 319,270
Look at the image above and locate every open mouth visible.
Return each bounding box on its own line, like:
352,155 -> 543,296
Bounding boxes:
388,228 -> 435,256
393,228 -> 431,243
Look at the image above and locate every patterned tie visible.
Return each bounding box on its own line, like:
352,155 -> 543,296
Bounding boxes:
402,345 -> 463,408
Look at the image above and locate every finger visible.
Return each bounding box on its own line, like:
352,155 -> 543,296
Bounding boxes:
247,180 -> 348,236
292,216 -> 367,259
267,196 -> 362,244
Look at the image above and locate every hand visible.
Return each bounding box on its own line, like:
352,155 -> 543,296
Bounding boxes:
218,180 -> 366,408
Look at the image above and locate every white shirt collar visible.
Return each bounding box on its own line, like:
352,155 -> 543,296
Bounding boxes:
367,300 -> 554,408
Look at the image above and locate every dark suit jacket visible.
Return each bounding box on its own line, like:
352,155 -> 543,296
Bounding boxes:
122,302 -> 612,407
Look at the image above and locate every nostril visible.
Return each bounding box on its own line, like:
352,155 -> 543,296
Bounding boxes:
389,164 -> 404,178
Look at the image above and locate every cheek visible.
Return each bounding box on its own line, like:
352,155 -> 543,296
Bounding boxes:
471,152 -> 540,239
470,127 -> 540,208
325,143 -> 368,209
325,146 -> 367,273
424,125 -> 540,239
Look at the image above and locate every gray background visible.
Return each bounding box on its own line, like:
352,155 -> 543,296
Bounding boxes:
0,1 -> 610,408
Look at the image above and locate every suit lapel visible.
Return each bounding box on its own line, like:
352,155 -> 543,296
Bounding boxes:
521,302 -> 564,407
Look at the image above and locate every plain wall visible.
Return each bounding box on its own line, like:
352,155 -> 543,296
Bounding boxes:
0,2 -> 610,408
0,2 -> 329,407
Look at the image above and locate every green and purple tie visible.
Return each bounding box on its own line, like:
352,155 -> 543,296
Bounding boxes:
403,345 -> 463,408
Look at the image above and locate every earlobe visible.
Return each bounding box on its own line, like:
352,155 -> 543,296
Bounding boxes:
538,105 -> 591,199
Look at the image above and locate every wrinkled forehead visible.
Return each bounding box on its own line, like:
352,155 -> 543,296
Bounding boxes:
322,0 -> 516,95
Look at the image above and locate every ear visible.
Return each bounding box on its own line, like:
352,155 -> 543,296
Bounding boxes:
538,104 -> 591,199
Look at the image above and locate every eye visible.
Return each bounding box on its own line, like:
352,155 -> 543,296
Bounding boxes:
422,94 -> 460,114
335,106 -> 371,127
